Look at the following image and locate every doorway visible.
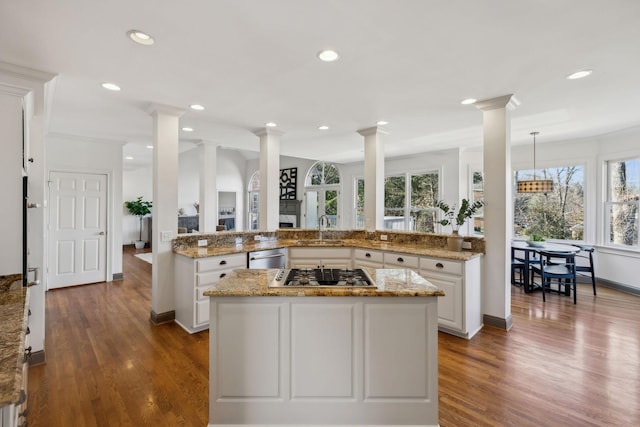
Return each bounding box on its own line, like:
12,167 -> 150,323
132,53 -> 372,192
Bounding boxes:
48,171 -> 108,289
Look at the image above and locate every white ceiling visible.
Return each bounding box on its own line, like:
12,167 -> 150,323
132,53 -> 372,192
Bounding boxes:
2,0 -> 640,169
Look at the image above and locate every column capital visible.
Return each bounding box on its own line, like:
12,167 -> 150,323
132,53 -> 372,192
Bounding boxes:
357,126 -> 389,137
475,94 -> 520,112
145,103 -> 186,117
253,128 -> 285,138
195,139 -> 219,147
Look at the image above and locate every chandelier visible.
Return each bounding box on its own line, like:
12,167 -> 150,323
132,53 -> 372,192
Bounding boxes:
517,131 -> 553,193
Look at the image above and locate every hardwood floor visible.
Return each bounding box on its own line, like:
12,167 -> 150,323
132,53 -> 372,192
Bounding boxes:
28,247 -> 639,426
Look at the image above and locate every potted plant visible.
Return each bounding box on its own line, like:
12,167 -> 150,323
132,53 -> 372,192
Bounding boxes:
435,199 -> 484,251
125,196 -> 153,249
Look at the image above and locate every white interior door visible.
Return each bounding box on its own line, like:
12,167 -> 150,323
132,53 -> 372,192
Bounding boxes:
48,172 -> 107,289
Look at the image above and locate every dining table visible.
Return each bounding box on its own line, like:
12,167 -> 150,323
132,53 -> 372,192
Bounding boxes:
511,240 -> 581,292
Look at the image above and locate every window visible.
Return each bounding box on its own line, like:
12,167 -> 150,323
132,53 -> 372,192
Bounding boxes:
247,171 -> 260,231
305,161 -> 341,228
380,171 -> 439,232
606,158 -> 639,247
513,166 -> 584,240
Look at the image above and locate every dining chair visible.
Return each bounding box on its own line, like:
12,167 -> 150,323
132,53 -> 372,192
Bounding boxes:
530,250 -> 577,304
571,244 -> 596,296
511,247 -> 525,286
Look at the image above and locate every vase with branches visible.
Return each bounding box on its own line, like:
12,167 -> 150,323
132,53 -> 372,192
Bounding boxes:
125,196 -> 152,249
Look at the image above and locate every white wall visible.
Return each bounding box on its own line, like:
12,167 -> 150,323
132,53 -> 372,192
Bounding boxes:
47,135 -> 124,278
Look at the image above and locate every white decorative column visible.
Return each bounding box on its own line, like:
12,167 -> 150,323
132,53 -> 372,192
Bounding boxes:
475,94 -> 519,331
198,140 -> 218,232
357,126 -> 386,231
254,128 -> 283,231
147,103 -> 184,323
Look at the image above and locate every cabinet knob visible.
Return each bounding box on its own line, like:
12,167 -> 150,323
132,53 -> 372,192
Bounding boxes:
219,260 -> 227,265
397,257 -> 404,263
365,253 -> 371,258
436,262 -> 444,269
220,273 -> 227,278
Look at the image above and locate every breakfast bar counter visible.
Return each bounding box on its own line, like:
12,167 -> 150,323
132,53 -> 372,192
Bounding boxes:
205,268 -> 442,427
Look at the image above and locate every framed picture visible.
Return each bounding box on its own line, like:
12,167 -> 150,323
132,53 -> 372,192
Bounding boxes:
280,167 -> 297,200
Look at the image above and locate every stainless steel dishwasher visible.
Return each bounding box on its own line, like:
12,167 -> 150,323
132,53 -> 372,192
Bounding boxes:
247,248 -> 286,268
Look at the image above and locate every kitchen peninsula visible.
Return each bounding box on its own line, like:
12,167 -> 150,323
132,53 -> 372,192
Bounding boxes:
174,228 -> 484,338
204,267 -> 443,427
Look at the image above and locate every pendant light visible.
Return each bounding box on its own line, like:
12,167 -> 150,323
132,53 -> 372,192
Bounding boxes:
517,131 -> 553,193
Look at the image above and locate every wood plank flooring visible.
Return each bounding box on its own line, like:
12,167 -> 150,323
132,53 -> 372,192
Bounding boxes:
28,247 -> 640,426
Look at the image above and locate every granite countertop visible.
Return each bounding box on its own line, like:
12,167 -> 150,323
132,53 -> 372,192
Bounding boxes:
175,238 -> 482,261
0,288 -> 29,407
203,268 -> 445,298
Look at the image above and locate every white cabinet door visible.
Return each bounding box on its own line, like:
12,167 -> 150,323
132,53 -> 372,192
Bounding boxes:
421,271 -> 462,331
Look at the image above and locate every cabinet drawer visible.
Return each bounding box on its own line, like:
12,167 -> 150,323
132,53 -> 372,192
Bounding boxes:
197,270 -> 233,286
353,249 -> 384,263
196,253 -> 246,272
383,252 -> 419,269
420,257 -> 463,276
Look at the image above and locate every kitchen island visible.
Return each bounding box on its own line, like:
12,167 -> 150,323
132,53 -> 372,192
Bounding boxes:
204,267 -> 443,427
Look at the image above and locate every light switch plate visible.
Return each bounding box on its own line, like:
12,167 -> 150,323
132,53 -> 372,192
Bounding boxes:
198,239 -> 208,247
254,235 -> 262,241
462,241 -> 472,249
161,231 -> 172,242
380,234 -> 388,241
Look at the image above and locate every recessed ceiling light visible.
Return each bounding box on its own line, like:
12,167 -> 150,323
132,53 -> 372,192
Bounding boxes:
190,104 -> 205,111
318,125 -> 329,130
376,121 -> 389,126
146,145 -> 154,149
317,49 -> 339,62
182,127 -> 194,132
101,82 -> 121,91
127,30 -> 154,46
566,69 -> 593,80
265,122 -> 277,127
125,156 -> 134,160
461,98 -> 477,105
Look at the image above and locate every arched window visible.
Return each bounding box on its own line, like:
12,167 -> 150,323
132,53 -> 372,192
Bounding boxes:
305,161 -> 341,228
247,171 -> 260,230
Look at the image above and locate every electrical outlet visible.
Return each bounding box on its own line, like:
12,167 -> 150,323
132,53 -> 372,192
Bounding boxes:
254,235 -> 262,241
462,241 -> 472,249
198,239 -> 208,247
161,231 -> 172,242
380,234 -> 388,241
235,237 -> 243,244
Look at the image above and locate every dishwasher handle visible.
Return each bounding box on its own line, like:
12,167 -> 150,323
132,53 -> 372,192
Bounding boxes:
249,253 -> 285,261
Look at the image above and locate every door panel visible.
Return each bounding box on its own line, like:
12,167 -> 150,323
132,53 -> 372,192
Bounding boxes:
49,172 -> 107,288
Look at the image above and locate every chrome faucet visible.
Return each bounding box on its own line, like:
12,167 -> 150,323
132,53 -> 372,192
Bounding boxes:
318,214 -> 329,240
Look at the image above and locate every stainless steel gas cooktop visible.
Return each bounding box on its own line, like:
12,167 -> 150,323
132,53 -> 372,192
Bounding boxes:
270,268 -> 375,288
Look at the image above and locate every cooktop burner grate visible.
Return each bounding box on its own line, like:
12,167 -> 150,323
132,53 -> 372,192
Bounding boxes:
271,268 -> 374,287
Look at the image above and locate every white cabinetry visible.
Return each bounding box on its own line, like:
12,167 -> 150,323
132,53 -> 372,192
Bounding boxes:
174,252 -> 246,333
209,296 -> 439,426
383,251 -> 419,269
353,248 -> 384,269
288,247 -> 352,269
419,256 -> 482,339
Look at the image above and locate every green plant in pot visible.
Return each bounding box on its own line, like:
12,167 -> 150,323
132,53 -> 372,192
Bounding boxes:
435,199 -> 484,251
125,196 -> 152,249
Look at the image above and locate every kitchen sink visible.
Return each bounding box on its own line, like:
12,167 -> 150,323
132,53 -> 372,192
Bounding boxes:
296,239 -> 345,246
